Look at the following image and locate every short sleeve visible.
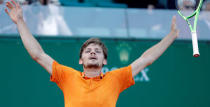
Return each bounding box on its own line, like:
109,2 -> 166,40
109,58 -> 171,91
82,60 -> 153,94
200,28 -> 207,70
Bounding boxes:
109,65 -> 135,92
50,60 -> 74,90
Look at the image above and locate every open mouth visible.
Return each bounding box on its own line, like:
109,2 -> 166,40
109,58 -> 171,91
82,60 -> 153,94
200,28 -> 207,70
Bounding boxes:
89,56 -> 97,60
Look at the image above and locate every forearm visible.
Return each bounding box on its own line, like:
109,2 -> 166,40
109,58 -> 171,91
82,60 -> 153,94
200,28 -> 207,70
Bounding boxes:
16,19 -> 44,59
131,33 -> 176,76
141,32 -> 177,63
131,16 -> 178,77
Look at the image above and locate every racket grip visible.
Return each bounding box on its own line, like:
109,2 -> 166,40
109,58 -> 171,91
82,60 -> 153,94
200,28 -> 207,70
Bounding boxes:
191,31 -> 200,57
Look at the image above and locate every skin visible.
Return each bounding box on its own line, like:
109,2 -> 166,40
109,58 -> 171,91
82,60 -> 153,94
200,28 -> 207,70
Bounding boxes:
4,0 -> 179,78
79,43 -> 107,78
205,2 -> 210,11
183,0 -> 194,10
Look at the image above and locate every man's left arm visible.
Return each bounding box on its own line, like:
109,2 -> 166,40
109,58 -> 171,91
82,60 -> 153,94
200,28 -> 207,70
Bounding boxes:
131,16 -> 179,77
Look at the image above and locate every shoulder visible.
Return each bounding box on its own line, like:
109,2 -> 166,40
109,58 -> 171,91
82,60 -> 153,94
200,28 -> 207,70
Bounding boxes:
52,61 -> 81,75
109,65 -> 131,73
106,65 -> 132,77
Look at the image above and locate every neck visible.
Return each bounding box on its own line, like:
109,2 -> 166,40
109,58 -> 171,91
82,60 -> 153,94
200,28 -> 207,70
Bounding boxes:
83,67 -> 102,78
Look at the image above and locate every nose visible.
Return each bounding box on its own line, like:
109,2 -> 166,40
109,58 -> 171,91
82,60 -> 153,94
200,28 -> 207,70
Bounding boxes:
90,51 -> 96,55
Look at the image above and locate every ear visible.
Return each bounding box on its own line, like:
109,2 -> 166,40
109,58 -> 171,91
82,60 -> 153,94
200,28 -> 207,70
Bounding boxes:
79,59 -> 83,65
103,59 -> 107,65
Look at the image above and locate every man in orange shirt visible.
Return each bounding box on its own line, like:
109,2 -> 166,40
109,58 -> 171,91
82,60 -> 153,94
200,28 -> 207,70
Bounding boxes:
5,0 -> 179,107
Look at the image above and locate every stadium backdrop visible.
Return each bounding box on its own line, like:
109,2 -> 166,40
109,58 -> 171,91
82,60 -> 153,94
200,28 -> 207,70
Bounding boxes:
0,37 -> 209,107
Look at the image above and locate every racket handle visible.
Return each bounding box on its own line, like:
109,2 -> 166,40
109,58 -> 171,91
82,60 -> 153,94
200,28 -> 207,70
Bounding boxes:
191,31 -> 200,57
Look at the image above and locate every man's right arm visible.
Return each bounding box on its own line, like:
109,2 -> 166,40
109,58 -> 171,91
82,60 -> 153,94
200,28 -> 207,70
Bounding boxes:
5,0 -> 53,74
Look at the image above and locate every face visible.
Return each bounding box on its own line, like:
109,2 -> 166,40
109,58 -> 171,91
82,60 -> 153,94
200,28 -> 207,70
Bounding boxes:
206,3 -> 210,11
183,0 -> 194,10
79,43 -> 107,68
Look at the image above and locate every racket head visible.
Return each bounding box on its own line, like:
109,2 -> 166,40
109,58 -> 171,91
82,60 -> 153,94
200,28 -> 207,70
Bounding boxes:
175,0 -> 201,18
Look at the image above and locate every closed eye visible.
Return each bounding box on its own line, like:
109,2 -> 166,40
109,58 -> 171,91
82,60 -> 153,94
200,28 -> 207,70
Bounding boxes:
85,50 -> 91,53
95,50 -> 102,53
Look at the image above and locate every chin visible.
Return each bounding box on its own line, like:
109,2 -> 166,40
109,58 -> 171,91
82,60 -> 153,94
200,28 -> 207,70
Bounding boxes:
84,63 -> 101,68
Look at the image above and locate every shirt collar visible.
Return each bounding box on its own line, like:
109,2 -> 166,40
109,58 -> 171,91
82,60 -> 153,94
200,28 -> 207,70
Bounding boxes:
82,72 -> 104,79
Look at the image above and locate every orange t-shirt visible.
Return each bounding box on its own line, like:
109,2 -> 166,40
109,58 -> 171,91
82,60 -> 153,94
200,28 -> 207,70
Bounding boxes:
50,61 -> 135,107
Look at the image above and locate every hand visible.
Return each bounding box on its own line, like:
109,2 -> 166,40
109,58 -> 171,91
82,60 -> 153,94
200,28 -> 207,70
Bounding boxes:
5,0 -> 23,24
170,16 -> 179,38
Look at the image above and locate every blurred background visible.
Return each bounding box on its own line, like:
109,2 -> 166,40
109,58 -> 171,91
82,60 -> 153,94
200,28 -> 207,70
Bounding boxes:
0,0 -> 210,107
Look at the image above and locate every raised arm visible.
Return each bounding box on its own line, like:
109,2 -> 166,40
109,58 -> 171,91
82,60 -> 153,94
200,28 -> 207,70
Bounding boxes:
5,0 -> 54,74
131,16 -> 179,77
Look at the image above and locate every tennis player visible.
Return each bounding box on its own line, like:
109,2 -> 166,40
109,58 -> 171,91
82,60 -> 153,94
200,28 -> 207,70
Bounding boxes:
5,0 -> 179,107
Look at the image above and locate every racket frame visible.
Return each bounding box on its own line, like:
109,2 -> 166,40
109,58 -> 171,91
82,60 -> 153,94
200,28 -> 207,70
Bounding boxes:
177,0 -> 203,57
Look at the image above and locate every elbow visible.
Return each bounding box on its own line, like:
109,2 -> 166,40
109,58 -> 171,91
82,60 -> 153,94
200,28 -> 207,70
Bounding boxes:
147,60 -> 153,66
143,56 -> 155,66
31,55 -> 40,61
31,52 -> 44,61
145,59 -> 153,66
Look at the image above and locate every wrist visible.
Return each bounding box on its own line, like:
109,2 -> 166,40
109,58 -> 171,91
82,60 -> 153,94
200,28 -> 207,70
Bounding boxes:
169,31 -> 178,39
16,18 -> 25,25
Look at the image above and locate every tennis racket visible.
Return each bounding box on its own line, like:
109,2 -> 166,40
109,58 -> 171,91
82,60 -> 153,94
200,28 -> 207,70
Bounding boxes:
176,0 -> 203,57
